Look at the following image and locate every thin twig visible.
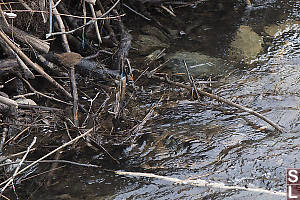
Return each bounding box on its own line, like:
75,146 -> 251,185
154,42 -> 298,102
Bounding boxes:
46,0 -> 121,38
48,0 -> 53,36
46,14 -> 123,38
51,3 -> 81,126
88,2 -> 102,45
16,55 -> 35,79
70,65 -> 79,127
0,160 -> 101,168
82,0 -> 87,48
50,0 -> 70,52
82,91 -> 101,126
123,3 -> 151,21
1,148 -> 36,161
4,127 -> 30,146
53,0 -> 63,8
0,21 -> 35,79
161,5 -> 176,17
130,95 -> 164,140
0,128 -> 8,152
17,0 -> 32,12
184,61 -> 200,99
18,76 -> 72,105
39,0 -> 47,23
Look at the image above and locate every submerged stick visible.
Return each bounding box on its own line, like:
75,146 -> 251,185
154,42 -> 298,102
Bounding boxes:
0,128 -> 94,189
115,171 -> 285,196
0,137 -> 36,197
150,73 -> 283,133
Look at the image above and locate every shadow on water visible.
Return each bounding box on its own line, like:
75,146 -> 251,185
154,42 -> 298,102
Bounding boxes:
33,1 -> 300,199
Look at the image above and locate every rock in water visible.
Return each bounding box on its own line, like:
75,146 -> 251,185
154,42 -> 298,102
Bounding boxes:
229,25 -> 263,63
264,21 -> 300,38
165,51 -> 226,78
132,34 -> 169,56
131,25 -> 170,56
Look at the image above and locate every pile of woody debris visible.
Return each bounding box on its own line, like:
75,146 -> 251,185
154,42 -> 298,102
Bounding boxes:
0,0 -> 281,198
0,0 -> 205,155
0,0 -> 166,197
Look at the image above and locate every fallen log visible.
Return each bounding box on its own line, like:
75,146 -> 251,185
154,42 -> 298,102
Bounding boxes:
0,30 -> 72,99
45,52 -> 119,80
76,59 -> 119,80
0,19 -> 50,54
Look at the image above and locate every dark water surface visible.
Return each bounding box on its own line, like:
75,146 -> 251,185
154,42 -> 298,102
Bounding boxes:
35,1 -> 299,199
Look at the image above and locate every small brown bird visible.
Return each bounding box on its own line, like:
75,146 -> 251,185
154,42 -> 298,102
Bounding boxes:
55,52 -> 83,68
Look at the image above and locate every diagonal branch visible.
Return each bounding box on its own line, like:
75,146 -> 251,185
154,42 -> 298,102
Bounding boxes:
0,30 -> 72,99
149,73 -> 283,133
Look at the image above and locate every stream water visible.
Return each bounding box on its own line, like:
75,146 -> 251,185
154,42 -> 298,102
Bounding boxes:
33,1 -> 299,199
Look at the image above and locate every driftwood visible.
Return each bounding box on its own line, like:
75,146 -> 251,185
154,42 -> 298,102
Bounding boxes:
0,20 -> 50,54
0,58 -> 18,72
0,95 -> 18,108
76,59 -> 119,80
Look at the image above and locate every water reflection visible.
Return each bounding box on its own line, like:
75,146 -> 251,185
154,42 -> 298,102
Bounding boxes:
112,1 -> 300,199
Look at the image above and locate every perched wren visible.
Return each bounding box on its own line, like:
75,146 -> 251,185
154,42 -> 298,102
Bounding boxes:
55,52 -> 83,68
